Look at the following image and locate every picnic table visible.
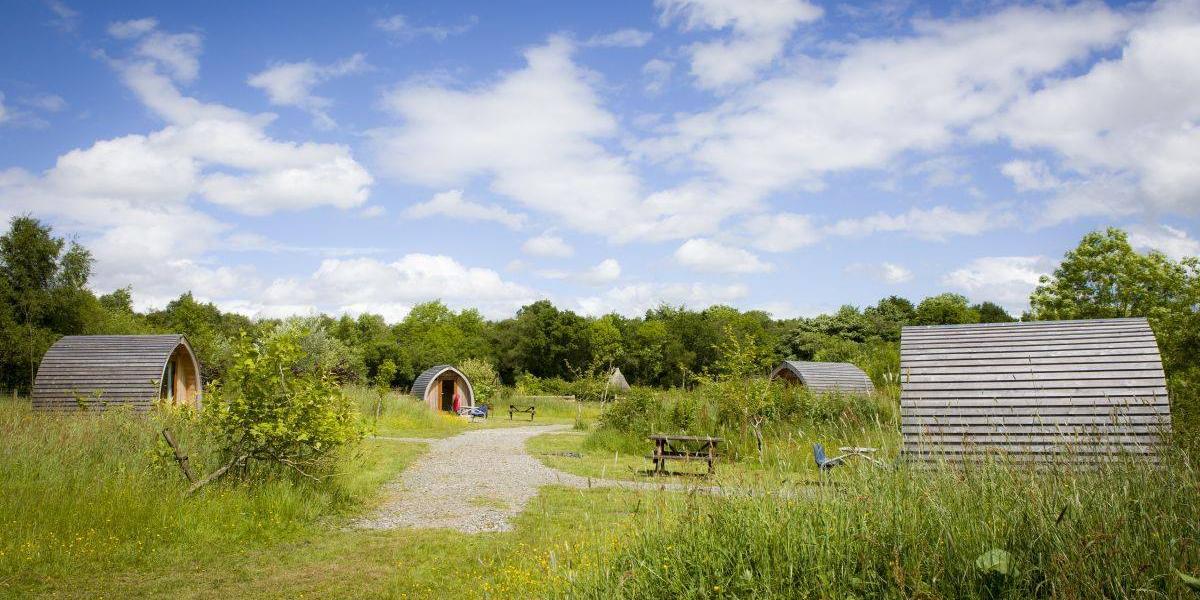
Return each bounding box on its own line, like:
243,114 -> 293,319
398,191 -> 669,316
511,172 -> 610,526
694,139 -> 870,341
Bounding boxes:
509,405 -> 536,421
647,434 -> 723,475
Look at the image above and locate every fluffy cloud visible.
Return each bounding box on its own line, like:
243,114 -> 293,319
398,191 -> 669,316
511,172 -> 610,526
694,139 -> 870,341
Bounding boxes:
374,14 -> 477,42
847,262 -> 913,284
743,212 -> 822,252
580,259 -> 622,285
259,254 -> 536,320
642,59 -> 673,95
522,233 -> 574,258
1126,224 -> 1200,260
981,2 -> 1200,222
108,17 -> 158,39
644,4 -> 1127,203
0,92 -> 8,125
576,282 -> 749,316
0,20 -> 373,312
247,53 -> 369,129
943,256 -> 1053,310
403,189 -> 526,230
586,29 -> 653,48
373,37 -> 643,237
674,238 -> 772,273
657,0 -> 822,88
827,206 -> 1014,241
1001,159 -> 1061,192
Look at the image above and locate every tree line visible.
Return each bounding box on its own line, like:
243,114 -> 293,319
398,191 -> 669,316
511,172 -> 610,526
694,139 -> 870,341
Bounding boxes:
2,217 -> 1197,425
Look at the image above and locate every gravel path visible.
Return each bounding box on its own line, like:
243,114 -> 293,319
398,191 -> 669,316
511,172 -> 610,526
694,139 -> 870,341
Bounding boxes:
356,425 -> 704,533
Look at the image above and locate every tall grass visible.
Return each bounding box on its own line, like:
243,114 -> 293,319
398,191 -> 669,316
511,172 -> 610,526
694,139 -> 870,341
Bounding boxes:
559,450 -> 1200,598
0,398 -> 403,592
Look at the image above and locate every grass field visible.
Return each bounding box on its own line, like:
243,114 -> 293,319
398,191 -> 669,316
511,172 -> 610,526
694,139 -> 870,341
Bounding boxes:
352,386 -> 601,439
5,388 -> 1199,598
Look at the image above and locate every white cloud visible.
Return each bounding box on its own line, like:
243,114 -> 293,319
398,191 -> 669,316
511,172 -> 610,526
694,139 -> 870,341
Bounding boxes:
0,22 -> 373,311
46,0 -> 79,32
943,256 -> 1053,311
260,254 -> 536,320
577,281 -> 749,316
22,93 -> 67,113
403,189 -> 526,230
982,2 -> 1200,222
107,17 -> 158,39
247,53 -> 369,129
674,238 -> 772,274
1127,224 -> 1200,260
847,261 -> 913,284
1001,159 -> 1060,192
580,258 -> 622,285
374,14 -> 477,42
643,3 -> 1128,204
134,31 -> 203,83
373,37 -> 643,237
642,58 -> 673,95
827,206 -> 1013,241
743,212 -> 821,252
522,233 -> 574,258
0,92 -> 8,125
657,0 -> 823,89
586,29 -> 653,48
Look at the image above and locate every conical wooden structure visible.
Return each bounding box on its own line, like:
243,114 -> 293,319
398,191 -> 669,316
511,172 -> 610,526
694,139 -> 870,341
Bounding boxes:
608,367 -> 631,392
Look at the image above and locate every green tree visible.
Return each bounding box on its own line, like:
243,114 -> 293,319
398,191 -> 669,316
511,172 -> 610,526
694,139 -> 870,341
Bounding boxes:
973,301 -> 1016,323
1030,227 -> 1200,430
0,217 -> 95,391
915,293 -> 979,326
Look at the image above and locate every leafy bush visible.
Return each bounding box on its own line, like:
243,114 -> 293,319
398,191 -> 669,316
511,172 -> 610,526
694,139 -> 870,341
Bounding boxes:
458,357 -> 501,407
597,388 -> 663,437
205,330 -> 363,480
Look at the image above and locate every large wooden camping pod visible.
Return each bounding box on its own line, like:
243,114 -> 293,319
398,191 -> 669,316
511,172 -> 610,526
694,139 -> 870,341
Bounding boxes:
900,318 -> 1171,463
769,360 -> 875,394
410,365 -> 475,412
32,335 -> 202,411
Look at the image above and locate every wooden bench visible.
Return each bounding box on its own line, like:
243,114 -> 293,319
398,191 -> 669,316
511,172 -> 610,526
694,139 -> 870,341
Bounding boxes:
509,405 -> 536,421
647,434 -> 723,475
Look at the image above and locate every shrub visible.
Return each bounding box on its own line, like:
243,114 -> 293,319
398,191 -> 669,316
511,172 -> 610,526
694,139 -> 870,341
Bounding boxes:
204,330 -> 363,481
458,357 -> 500,406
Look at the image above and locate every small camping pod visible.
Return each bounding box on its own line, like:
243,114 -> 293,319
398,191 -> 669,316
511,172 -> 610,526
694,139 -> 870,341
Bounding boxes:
608,367 -> 631,393
900,318 -> 1171,463
32,335 -> 202,411
769,360 -> 874,394
410,365 -> 475,412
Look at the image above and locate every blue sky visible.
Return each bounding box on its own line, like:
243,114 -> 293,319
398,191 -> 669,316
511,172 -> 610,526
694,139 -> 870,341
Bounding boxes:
1,0 -> 1198,321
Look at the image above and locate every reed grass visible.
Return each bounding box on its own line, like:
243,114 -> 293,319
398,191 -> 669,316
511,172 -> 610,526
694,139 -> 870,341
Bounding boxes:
558,448 -> 1200,598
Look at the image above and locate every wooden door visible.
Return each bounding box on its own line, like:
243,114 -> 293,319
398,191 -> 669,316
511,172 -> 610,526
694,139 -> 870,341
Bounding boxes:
441,380 -> 454,411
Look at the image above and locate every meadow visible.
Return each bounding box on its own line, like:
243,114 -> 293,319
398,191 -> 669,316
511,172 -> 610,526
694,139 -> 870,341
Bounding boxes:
2,382 -> 1198,598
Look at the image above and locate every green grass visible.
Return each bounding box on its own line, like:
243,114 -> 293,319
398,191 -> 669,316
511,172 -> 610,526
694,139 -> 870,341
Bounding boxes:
0,398 -> 425,596
349,385 -> 603,438
40,486 -> 672,599
556,450 -> 1200,599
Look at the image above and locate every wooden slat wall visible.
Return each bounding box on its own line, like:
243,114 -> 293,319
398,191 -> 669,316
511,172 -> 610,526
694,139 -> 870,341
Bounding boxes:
772,361 -> 875,394
900,318 -> 1171,462
31,335 -> 184,411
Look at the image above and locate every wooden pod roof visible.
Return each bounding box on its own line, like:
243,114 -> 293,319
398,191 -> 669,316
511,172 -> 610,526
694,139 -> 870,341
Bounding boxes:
608,367 -> 631,392
32,335 -> 201,411
770,361 -> 875,394
410,365 -> 474,404
900,318 -> 1171,463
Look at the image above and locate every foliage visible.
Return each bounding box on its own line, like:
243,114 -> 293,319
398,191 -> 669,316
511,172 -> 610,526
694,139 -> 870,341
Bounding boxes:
915,292 -> 980,325
1031,227 -> 1200,433
265,316 -> 366,384
458,357 -> 500,406
561,452 -> 1200,599
205,331 -> 363,477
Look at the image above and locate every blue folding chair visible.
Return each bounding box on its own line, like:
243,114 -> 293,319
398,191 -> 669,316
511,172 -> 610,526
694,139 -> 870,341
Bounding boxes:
467,405 -> 489,421
813,442 -> 849,471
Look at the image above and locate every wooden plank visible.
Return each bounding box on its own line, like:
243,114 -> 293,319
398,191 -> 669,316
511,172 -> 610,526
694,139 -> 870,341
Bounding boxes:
901,423 -> 1163,434
902,361 -> 1165,375
904,369 -> 1165,384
